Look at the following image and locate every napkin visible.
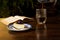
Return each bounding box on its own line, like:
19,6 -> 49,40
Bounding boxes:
0,16 -> 32,25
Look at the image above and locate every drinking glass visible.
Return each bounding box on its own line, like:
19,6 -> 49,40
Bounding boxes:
36,9 -> 47,24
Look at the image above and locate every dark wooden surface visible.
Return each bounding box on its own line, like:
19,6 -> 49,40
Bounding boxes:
0,17 -> 60,40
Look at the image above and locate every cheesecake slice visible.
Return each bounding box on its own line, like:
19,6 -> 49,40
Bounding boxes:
13,23 -> 24,29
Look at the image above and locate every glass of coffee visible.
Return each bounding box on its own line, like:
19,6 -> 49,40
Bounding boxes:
36,9 -> 47,24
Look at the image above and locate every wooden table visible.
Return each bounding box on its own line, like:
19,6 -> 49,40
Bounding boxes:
0,17 -> 60,40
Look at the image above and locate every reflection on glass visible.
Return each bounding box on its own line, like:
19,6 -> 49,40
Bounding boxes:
36,24 -> 47,40
36,25 -> 40,40
43,24 -> 47,40
44,24 -> 47,30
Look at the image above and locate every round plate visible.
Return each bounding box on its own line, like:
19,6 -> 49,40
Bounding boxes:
8,23 -> 32,31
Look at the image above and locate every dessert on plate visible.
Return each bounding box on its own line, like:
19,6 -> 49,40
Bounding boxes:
13,20 -> 25,29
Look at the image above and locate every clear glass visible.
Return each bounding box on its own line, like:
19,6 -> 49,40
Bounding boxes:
36,9 -> 47,24
37,0 -> 57,3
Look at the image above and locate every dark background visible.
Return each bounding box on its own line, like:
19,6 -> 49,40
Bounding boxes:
0,0 -> 59,18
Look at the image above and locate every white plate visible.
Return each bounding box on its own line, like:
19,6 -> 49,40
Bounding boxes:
8,23 -> 32,31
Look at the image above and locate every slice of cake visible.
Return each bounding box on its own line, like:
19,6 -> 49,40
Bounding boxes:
13,23 -> 24,29
13,20 -> 25,29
